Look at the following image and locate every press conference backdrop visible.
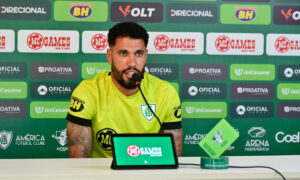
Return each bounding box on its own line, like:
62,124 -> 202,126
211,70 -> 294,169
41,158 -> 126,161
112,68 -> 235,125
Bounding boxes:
0,0 -> 300,158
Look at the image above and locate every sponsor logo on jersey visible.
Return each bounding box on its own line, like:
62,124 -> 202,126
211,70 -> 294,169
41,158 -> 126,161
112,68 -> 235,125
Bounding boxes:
18,30 -> 79,53
52,129 -> 68,152
96,128 -> 117,151
207,33 -> 264,55
266,34 -> 300,56
82,31 -> 108,54
111,2 -> 163,22
245,127 -> 269,152
141,104 -> 157,121
148,32 -> 204,54
69,96 -> 85,112
0,130 -> 13,150
0,0 -> 50,20
274,6 -> 300,25
166,3 -> 217,23
174,105 -> 181,118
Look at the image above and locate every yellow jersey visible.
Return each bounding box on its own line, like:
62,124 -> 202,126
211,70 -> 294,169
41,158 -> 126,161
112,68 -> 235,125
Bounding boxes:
66,71 -> 181,157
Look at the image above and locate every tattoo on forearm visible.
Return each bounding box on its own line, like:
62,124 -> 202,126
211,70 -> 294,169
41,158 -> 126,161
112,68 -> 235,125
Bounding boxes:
163,128 -> 182,156
67,122 -> 92,158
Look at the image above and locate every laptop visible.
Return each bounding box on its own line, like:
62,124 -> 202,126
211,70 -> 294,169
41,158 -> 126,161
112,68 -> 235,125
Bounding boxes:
111,133 -> 178,169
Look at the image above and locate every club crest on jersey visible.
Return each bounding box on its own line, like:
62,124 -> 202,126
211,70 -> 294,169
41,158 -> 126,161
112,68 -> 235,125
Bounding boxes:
141,104 -> 156,121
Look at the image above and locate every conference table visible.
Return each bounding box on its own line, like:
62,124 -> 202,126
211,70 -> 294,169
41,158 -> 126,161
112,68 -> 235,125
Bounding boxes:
0,156 -> 299,180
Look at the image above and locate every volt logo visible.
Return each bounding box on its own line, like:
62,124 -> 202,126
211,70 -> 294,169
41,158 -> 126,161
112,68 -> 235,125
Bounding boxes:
281,9 -> 293,20
70,4 -> 92,18
235,7 -> 256,21
119,5 -> 131,17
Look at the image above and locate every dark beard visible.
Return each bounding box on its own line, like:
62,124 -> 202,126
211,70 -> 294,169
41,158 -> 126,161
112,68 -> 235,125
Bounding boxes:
111,63 -> 144,89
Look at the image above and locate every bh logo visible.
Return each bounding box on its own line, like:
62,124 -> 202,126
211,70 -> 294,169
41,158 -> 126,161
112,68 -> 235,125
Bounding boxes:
235,7 -> 256,21
70,4 -> 92,18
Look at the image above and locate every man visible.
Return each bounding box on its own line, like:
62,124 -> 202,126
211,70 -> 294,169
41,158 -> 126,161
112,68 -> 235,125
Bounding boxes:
66,22 -> 182,158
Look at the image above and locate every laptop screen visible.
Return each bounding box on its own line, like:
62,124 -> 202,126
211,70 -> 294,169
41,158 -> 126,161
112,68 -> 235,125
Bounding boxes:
111,134 -> 178,169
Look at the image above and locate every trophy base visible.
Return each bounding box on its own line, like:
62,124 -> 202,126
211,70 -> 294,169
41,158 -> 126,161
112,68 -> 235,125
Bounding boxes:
200,156 -> 229,169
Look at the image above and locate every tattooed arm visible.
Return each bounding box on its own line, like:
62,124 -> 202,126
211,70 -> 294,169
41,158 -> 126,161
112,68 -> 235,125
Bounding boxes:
67,121 -> 92,158
163,128 -> 183,156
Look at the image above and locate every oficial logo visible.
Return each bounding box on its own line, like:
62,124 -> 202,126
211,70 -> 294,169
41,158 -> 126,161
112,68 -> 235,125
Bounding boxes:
245,127 -> 269,152
278,65 -> 300,81
111,2 -> 163,22
18,30 -> 79,53
148,32 -> 204,54
69,3 -> 92,18
141,104 -> 156,121
0,130 -> 13,150
69,96 -> 85,112
145,63 -> 178,80
274,6 -> 300,25
31,82 -> 77,99
207,33 -> 264,55
52,129 -> 68,152
183,83 -> 226,99
235,7 -> 256,21
231,102 -> 273,118
96,128 -> 117,151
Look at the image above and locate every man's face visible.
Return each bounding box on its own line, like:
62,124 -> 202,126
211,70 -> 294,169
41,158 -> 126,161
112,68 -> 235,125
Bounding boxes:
107,37 -> 147,89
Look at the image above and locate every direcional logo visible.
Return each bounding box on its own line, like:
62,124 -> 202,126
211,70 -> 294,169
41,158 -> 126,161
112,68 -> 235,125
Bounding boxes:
111,2 -> 163,22
96,128 -> 117,151
0,130 -> 13,150
70,96 -> 85,112
69,3 -> 92,18
235,7 -> 256,21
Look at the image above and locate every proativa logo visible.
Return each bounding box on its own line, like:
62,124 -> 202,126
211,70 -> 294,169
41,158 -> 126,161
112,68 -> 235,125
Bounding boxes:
267,34 -> 300,56
0,62 -> 27,79
230,83 -> 274,99
278,102 -> 300,118
0,101 -> 27,119
82,31 -> 108,54
111,2 -> 163,22
31,62 -> 79,79
230,102 -> 273,118
18,30 -> 79,53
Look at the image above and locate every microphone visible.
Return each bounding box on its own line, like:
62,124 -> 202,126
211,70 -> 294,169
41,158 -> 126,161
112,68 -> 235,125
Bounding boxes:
132,73 -> 163,132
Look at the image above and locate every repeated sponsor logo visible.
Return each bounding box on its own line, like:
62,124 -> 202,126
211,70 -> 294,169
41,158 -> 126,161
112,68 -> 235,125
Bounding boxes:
230,64 -> 275,81
182,64 -> 227,80
69,96 -> 85,113
274,6 -> 300,25
245,127 -> 269,152
52,129 -> 68,152
206,33 -> 264,55
31,62 -> 79,79
230,102 -> 273,118
96,128 -> 117,151
220,4 -> 271,25
15,133 -> 45,146
54,1 -> 108,22
0,101 -> 27,119
0,130 -> 13,150
0,30 -> 14,52
277,83 -> 300,100
275,131 -> 300,143
30,82 -> 77,99
0,81 -> 27,99
230,83 -> 274,99
148,32 -> 204,54
81,62 -> 110,79
145,63 -> 178,80
166,3 -> 217,23
30,101 -> 69,119
266,34 -> 300,56
182,83 -> 226,99
277,102 -> 300,118
0,62 -> 27,79
182,102 -> 227,118
18,30 -> 79,53
111,2 -> 163,22
278,65 -> 300,81
127,145 -> 162,157
82,31 -> 108,54
0,0 -> 50,20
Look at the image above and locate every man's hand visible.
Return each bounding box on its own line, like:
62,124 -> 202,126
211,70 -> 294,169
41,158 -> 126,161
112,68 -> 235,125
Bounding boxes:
67,121 -> 92,158
163,128 -> 182,156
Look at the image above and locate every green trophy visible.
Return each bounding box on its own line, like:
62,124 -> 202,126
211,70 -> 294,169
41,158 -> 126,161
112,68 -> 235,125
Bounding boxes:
199,119 -> 239,169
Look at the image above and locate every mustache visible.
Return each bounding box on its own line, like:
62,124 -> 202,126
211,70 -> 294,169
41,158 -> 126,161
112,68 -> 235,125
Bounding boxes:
121,67 -> 141,75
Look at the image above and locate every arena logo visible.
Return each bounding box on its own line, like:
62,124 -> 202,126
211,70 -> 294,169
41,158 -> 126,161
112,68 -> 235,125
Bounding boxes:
69,3 -> 92,18
0,130 -> 13,150
127,145 -> 162,157
207,33 -> 264,55
245,127 -> 269,152
52,129 -> 68,152
18,30 -> 79,53
15,133 -> 45,146
235,7 -> 256,21
267,34 -> 300,56
111,2 -> 163,22
275,131 -> 300,143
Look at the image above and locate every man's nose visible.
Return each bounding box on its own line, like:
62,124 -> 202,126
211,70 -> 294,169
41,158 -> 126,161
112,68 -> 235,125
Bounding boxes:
127,54 -> 137,67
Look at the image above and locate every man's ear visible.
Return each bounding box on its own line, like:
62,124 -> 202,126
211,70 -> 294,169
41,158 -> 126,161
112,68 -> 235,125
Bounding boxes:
107,48 -> 112,65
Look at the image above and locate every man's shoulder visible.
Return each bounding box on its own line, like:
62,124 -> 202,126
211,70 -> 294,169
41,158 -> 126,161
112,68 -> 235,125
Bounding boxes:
76,71 -> 110,91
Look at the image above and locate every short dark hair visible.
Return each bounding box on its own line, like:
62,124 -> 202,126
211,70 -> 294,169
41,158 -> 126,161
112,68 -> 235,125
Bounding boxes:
108,22 -> 149,47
